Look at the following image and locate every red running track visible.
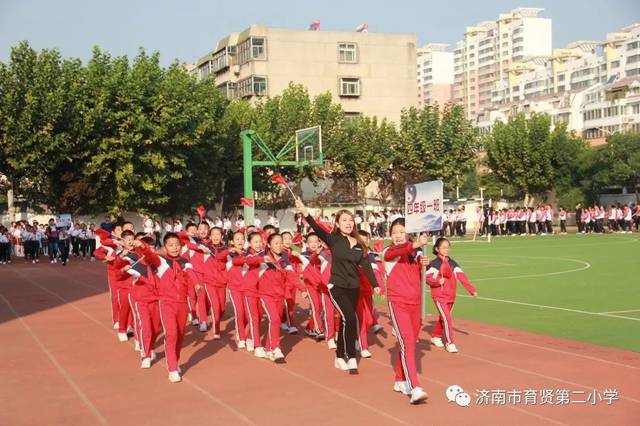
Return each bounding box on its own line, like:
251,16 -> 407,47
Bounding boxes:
0,261 -> 638,425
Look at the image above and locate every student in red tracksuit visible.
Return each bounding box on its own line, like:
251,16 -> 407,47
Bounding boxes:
426,237 -> 478,354
181,222 -> 210,331
281,231 -> 302,334
317,247 -> 338,349
145,232 -> 200,383
383,219 -> 430,404
299,233 -> 326,341
225,231 -> 249,349
256,233 -> 301,362
233,232 -> 264,355
356,230 -> 386,358
94,224 -> 124,330
120,233 -> 161,369
202,227 -> 229,339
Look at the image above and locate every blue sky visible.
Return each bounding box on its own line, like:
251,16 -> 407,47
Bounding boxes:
1,0 -> 639,65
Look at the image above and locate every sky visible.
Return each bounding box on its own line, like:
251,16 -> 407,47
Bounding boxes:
1,0 -> 639,66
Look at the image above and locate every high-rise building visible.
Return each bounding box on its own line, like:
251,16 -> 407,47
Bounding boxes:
416,44 -> 454,108
452,8 -> 552,120
476,23 -> 640,146
191,24 -> 418,123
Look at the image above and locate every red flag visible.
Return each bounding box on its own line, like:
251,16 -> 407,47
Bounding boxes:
292,232 -> 303,247
176,231 -> 192,246
240,196 -> 254,207
196,204 -> 206,219
373,240 -> 384,253
271,173 -> 288,188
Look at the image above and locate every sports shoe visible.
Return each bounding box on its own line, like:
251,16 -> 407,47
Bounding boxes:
254,347 -> 267,358
445,343 -> 458,353
272,348 -> 285,363
410,387 -> 428,404
90,256 -> 95,261
393,381 -> 411,395
304,329 -> 317,338
237,340 -> 246,349
327,339 -> 337,350
246,339 -> 255,352
316,333 -> 325,341
213,334 -> 221,340
347,358 -> 358,374
360,349 -> 372,358
199,323 -> 208,332
430,337 -> 445,348
126,326 -> 135,336
140,358 -> 151,369
334,358 -> 348,371
168,371 -> 181,383
280,323 -> 288,331
372,324 -> 383,334
287,326 -> 298,335
266,351 -> 274,361
117,333 -> 128,342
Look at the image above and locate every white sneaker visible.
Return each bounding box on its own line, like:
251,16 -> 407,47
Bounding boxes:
393,381 -> 411,395
347,358 -> 358,374
168,371 -> 181,383
372,324 -> 383,334
430,337 -> 445,348
280,323 -> 288,331
360,349 -> 372,358
334,358 -> 348,371
266,351 -> 274,361
50,260 -> 54,264
410,387 -> 428,404
246,339 -> 255,352
134,340 -> 141,352
327,339 -> 337,350
237,340 -> 246,349
213,334 -> 221,340
32,260 -> 36,264
445,343 -> 458,353
150,351 -> 157,361
126,326 -> 135,335
191,318 -> 200,326
272,348 -> 285,363
113,321 -> 119,330
90,257 -> 95,262
117,333 -> 128,342
140,357 -> 151,369
254,347 -> 267,358
287,326 -> 298,335
199,323 -> 208,332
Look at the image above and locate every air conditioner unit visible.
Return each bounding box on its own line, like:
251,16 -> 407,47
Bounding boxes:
232,65 -> 240,75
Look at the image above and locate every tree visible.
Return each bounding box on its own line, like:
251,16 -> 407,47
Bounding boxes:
485,112 -> 554,202
550,123 -> 588,208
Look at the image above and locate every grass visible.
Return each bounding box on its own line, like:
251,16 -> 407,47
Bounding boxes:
377,233 -> 640,352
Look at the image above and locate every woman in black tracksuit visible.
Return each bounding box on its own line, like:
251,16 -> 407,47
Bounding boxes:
296,198 -> 380,374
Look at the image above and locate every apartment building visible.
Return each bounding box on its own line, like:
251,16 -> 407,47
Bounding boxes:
416,43 -> 454,108
192,25 -> 418,123
476,23 -> 640,145
452,8 -> 552,120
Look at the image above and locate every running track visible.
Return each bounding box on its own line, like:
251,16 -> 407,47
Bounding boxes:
1,261 -> 638,425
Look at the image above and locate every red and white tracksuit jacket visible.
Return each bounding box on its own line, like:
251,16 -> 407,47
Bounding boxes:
426,255 -> 476,345
357,252 -> 386,350
383,241 -> 424,390
95,245 -> 134,333
94,241 -> 129,326
299,250 -> 324,335
257,252 -> 299,351
312,249 -> 337,340
145,250 -> 197,373
181,237 -> 208,322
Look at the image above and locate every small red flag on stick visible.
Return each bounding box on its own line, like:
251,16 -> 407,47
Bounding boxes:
240,196 -> 254,207
196,204 -> 206,219
270,173 -> 297,202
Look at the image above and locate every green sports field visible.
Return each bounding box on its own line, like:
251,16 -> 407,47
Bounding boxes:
385,234 -> 640,352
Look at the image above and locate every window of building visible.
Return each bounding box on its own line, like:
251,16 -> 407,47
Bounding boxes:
512,37 -> 524,44
211,48 -> 230,73
513,46 -> 523,53
237,75 -> 268,98
629,103 -> 640,114
237,37 -> 267,65
628,68 -> 640,76
627,54 -> 640,64
339,77 -> 361,97
338,42 -> 358,63
627,41 -> 640,51
611,60 -> 620,68
344,111 -> 362,123
217,81 -> 237,99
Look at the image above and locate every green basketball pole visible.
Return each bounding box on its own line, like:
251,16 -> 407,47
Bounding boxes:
240,127 -> 322,226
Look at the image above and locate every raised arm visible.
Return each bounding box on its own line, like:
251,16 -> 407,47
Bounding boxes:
295,198 -> 335,246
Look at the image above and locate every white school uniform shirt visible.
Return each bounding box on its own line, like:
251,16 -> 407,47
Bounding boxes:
174,222 -> 183,232
223,219 -> 232,231
624,208 -> 632,221
254,218 -> 262,228
35,229 -> 44,241
143,218 -> 154,233
0,234 -> 8,243
559,211 -> 567,220
354,215 -> 362,225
